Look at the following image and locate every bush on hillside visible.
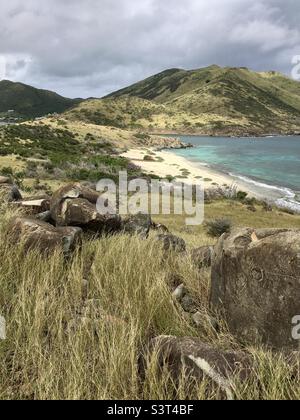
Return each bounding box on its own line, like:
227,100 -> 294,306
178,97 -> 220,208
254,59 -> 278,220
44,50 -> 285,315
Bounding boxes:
205,218 -> 232,237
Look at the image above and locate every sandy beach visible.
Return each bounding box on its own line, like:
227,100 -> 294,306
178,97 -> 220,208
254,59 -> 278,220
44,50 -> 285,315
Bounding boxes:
122,148 -> 233,185
122,148 -> 298,205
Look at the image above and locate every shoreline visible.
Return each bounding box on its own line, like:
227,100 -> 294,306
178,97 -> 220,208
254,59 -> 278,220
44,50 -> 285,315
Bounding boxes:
149,130 -> 300,139
121,147 -> 300,212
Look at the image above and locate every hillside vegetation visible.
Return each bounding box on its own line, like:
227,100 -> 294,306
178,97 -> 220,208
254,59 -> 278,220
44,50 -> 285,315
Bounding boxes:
0,196 -> 300,400
0,117 -> 187,194
0,80 -> 81,120
65,66 -> 300,136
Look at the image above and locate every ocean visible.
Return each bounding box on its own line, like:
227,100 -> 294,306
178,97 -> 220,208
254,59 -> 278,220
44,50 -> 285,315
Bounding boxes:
172,135 -> 300,212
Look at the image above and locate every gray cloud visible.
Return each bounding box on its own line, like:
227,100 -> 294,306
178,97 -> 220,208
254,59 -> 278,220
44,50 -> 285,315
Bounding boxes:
0,0 -> 299,97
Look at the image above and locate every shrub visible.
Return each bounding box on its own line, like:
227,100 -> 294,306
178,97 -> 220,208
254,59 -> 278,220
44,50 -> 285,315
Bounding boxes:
0,167 -> 13,176
236,191 -> 248,201
143,155 -> 156,162
165,175 -> 175,182
205,218 -> 232,237
135,133 -> 151,141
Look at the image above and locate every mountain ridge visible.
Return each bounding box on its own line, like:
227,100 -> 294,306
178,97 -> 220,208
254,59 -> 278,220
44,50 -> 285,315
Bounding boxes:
0,80 -> 82,120
65,65 -> 300,136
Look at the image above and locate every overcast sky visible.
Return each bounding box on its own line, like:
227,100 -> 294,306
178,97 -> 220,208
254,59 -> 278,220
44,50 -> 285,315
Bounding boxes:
0,0 -> 299,98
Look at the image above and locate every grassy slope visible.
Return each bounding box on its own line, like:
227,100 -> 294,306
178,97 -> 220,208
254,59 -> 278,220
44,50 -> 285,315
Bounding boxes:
0,199 -> 300,400
64,96 -> 167,129
90,65 -> 300,135
0,80 -> 80,119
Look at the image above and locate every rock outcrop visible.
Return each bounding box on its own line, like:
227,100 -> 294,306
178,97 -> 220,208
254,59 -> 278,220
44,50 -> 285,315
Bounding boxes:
9,217 -> 82,255
147,336 -> 252,399
50,183 -> 121,233
122,213 -> 152,238
211,228 -> 300,351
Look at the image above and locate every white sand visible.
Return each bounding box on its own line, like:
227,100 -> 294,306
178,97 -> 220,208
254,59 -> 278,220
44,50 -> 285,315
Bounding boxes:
122,148 -> 248,191
121,148 -> 291,202
122,148 -> 231,184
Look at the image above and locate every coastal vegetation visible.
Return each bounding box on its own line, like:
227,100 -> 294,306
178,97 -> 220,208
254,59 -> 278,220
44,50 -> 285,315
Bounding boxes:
0,65 -> 300,401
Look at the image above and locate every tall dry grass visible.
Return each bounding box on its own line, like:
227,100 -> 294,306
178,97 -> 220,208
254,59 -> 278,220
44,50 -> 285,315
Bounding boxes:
0,201 -> 299,400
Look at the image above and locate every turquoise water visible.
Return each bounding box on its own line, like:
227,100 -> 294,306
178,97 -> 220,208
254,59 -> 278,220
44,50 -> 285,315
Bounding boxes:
172,135 -> 300,210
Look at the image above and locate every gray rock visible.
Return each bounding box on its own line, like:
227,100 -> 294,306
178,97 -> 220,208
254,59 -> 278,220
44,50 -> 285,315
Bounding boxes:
35,210 -> 52,223
9,217 -> 82,255
172,284 -> 185,300
146,336 -> 252,399
181,294 -> 197,313
50,183 -> 100,222
211,228 -> 300,351
122,213 -> 152,238
14,197 -> 50,215
172,284 -> 198,313
50,183 -> 121,234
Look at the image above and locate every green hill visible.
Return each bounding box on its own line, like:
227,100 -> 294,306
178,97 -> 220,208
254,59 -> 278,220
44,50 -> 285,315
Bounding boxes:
64,96 -> 167,129
0,80 -> 81,120
96,65 -> 300,135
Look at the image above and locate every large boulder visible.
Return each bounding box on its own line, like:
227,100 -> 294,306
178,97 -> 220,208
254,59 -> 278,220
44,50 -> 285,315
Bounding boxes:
54,198 -> 121,233
9,217 -> 82,254
50,183 -> 121,233
146,336 -> 252,399
211,228 -> 300,351
50,183 -> 100,220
